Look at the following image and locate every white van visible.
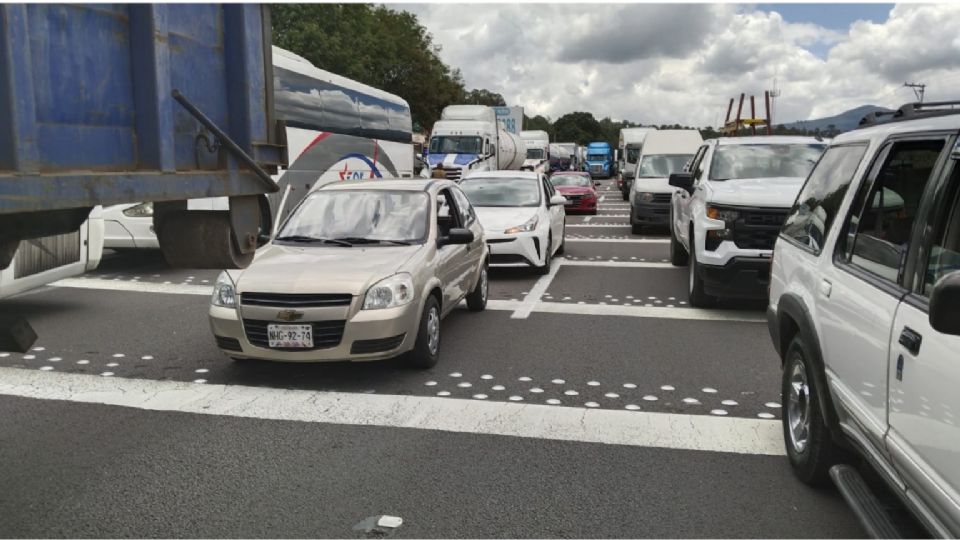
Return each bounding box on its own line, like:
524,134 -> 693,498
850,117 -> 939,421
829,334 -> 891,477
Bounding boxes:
629,129 -> 703,233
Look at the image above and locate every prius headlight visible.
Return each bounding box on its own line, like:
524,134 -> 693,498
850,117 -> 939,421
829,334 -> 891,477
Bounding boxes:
504,215 -> 539,234
211,271 -> 236,308
363,273 -> 415,310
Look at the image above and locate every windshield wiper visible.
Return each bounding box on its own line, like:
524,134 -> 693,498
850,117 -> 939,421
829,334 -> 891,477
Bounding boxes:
275,235 -> 353,247
333,237 -> 412,246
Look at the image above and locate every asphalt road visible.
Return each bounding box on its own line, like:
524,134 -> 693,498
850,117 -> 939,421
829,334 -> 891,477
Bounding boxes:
0,179 -> 867,538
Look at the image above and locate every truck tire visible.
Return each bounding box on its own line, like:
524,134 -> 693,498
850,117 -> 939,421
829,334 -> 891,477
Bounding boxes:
688,234 -> 717,308
782,335 -> 846,485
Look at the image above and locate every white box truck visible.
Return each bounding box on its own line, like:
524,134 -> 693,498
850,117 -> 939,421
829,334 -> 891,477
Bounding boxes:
618,127 -> 657,200
426,105 -> 525,181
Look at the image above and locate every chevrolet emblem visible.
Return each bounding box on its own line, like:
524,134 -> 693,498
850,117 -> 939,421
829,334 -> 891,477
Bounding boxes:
277,309 -> 304,322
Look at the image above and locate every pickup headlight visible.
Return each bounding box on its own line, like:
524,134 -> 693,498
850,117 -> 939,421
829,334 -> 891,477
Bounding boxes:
504,215 -> 539,234
363,273 -> 414,310
211,271 -> 236,308
122,202 -> 153,218
706,205 -> 740,225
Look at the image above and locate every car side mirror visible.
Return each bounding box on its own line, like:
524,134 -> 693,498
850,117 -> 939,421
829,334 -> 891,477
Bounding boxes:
550,194 -> 568,206
669,172 -> 694,193
438,227 -> 474,247
929,271 -> 960,335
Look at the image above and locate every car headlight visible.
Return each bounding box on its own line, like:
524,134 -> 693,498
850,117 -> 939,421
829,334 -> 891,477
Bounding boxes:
211,271 -> 236,308
122,202 -> 153,218
637,192 -> 655,203
363,273 -> 415,310
706,205 -> 740,225
504,215 -> 539,234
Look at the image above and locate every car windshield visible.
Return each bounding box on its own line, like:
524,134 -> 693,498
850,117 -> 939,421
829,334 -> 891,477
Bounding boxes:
587,153 -> 607,161
550,174 -> 590,187
626,147 -> 641,163
526,148 -> 545,159
429,136 -> 483,154
459,177 -> 541,207
636,154 -> 694,177
710,144 -> 826,180
277,190 -> 429,244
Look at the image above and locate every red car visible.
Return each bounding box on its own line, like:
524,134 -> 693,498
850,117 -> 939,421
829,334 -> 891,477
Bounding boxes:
549,171 -> 598,215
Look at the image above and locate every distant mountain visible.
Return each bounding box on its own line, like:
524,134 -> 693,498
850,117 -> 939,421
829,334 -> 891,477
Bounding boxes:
782,105 -> 893,133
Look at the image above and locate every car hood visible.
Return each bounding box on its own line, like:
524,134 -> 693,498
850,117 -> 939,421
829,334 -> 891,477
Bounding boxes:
474,206 -> 539,232
632,176 -> 672,194
556,186 -> 595,196
707,177 -> 805,208
235,243 -> 422,296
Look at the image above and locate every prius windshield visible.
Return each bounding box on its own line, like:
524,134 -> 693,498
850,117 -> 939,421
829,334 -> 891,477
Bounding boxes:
637,154 -> 694,178
710,144 -> 826,180
277,190 -> 429,245
459,177 -> 541,207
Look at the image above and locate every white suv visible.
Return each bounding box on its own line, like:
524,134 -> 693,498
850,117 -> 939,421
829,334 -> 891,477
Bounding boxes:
767,103 -> 960,537
668,136 -> 827,306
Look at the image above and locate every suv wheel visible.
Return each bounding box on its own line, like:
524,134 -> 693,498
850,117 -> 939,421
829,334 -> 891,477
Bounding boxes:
669,211 -> 688,267
688,234 -> 716,308
406,296 -> 441,369
465,264 -> 488,312
782,335 -> 845,484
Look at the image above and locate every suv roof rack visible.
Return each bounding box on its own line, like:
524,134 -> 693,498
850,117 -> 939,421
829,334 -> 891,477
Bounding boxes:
858,100 -> 960,128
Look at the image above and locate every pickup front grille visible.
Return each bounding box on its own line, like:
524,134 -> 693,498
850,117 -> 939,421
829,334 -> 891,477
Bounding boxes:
651,193 -> 672,204
242,319 -> 346,351
240,292 -> 352,308
732,209 -> 789,250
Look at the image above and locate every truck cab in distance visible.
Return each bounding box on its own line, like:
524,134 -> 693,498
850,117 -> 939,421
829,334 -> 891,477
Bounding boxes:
520,130 -> 550,173
668,136 -> 827,306
617,127 -> 657,200
585,142 -> 614,179
427,105 -> 524,182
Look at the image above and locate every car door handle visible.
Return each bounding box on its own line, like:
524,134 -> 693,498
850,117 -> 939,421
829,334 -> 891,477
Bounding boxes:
898,326 -> 922,356
819,279 -> 832,298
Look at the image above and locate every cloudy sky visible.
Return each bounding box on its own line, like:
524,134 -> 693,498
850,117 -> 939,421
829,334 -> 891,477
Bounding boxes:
399,2 -> 960,126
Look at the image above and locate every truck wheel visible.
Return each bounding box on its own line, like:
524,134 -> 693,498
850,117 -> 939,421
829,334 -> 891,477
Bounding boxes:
782,335 -> 845,485
688,236 -> 716,308
405,296 -> 441,369
465,264 -> 488,312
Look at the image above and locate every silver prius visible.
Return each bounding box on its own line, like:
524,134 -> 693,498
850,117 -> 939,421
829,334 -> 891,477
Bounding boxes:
208,179 -> 489,368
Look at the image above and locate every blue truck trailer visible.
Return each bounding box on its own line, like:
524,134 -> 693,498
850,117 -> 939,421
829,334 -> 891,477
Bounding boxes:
0,4 -> 284,274
585,142 -> 614,179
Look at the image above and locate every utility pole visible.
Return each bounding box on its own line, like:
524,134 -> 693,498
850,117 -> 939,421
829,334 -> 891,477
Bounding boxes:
904,82 -> 926,103
768,75 -> 781,126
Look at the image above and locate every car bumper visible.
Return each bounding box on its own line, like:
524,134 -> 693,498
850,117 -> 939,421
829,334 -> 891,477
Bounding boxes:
485,231 -> 543,267
208,300 -> 420,363
696,256 -> 772,300
631,201 -> 670,225
563,197 -> 597,213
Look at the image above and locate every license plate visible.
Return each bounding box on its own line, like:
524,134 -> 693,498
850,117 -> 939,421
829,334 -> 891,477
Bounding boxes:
267,324 -> 313,348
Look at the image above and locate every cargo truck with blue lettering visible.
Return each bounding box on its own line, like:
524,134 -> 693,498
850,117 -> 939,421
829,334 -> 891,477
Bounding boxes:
426,105 -> 524,181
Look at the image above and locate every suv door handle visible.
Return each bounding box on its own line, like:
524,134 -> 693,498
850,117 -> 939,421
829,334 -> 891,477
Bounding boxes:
898,326 -> 922,356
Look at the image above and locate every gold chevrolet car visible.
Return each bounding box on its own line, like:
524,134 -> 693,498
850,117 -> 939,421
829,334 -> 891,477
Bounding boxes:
208,179 -> 488,368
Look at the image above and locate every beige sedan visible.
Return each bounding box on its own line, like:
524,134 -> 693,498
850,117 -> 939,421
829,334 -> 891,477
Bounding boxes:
209,179 -> 488,368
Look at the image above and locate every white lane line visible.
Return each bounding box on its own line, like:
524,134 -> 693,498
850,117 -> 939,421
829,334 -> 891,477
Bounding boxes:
511,256 -> 563,319
535,301 -> 764,322
566,224 -> 633,228
566,238 -> 669,244
562,260 -> 673,269
0,368 -> 784,456
583,216 -> 592,223
51,278 -> 211,296
599,195 -> 606,202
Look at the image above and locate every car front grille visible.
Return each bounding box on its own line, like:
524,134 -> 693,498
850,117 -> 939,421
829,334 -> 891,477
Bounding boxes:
565,194 -> 582,204
590,165 -> 603,173
732,209 -> 789,250
351,334 -> 406,354
442,167 -> 462,181
240,292 -> 352,308
651,193 -> 672,204
242,319 -> 346,351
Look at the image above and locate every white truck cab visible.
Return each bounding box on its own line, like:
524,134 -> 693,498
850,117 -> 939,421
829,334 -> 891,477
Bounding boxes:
617,127 -> 657,200
427,105 -> 524,181
520,130 -> 550,173
668,135 -> 827,306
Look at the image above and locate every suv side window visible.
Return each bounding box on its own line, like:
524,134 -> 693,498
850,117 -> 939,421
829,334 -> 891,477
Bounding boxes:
782,144 -> 868,254
837,139 -> 946,284
921,165 -> 960,296
450,186 -> 476,227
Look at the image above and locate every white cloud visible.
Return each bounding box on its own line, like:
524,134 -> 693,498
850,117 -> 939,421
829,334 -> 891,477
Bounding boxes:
401,3 -> 960,125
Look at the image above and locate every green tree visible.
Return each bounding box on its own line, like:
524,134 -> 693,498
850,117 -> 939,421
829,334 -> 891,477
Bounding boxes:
522,114 -> 554,138
552,112 -> 605,145
271,4 -> 465,130
464,89 -> 506,107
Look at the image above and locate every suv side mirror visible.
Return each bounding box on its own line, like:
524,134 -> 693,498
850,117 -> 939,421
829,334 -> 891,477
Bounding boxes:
550,194 -> 569,206
438,227 -> 474,247
929,271 -> 960,335
669,172 -> 694,193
